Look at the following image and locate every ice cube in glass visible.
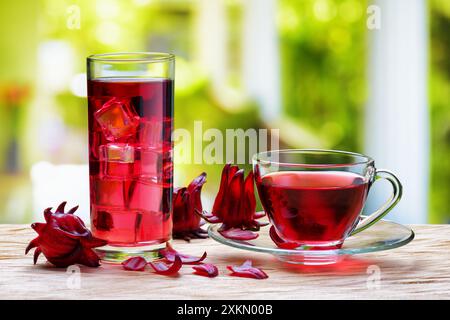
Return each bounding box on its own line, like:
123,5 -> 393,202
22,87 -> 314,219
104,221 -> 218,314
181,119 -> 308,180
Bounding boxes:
133,146 -> 162,179
94,98 -> 140,141
99,143 -> 134,179
128,179 -> 163,213
139,117 -> 163,147
93,178 -> 127,208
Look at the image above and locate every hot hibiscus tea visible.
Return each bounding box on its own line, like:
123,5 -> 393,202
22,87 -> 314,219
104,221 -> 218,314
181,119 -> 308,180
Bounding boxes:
254,149 -> 403,251
257,171 -> 369,247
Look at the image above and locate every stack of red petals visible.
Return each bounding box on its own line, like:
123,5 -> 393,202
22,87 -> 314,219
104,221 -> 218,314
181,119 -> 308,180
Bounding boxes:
172,173 -> 209,241
198,164 -> 267,241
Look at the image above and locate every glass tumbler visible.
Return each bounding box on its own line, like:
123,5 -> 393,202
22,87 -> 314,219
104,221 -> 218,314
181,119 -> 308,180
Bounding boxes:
87,52 -> 174,262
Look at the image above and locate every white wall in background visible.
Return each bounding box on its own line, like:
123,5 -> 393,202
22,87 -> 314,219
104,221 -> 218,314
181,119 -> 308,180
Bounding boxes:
242,0 -> 281,121
196,0 -> 227,94
365,0 -> 429,223
30,162 -> 90,223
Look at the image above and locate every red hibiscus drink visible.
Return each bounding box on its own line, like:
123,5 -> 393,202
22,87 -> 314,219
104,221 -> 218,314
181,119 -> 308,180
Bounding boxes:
87,53 -> 174,262
258,171 -> 369,245
254,149 -> 403,250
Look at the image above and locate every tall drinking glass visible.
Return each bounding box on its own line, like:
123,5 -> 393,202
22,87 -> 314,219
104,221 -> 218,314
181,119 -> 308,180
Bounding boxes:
87,53 -> 174,262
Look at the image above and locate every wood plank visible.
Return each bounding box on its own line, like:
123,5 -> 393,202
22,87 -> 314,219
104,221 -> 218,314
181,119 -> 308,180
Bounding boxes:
0,224 -> 449,299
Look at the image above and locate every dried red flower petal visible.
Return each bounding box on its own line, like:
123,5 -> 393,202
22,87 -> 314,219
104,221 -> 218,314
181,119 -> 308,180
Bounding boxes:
160,243 -> 207,265
25,202 -> 107,268
122,256 -> 147,271
227,260 -> 268,279
172,173 -> 209,241
148,255 -> 182,275
211,163 -> 239,221
269,226 -> 299,249
193,264 -> 219,277
219,228 -> 259,240
198,164 -> 265,240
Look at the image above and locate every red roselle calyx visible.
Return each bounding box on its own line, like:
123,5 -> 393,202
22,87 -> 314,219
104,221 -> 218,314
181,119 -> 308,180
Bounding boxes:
198,164 -> 267,240
172,173 -> 209,241
25,202 -> 107,267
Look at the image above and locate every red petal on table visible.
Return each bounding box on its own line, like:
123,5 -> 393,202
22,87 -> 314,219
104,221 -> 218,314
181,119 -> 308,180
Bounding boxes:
196,209 -> 221,223
121,256 -> 147,271
160,243 -> 207,265
269,225 -> 299,249
227,260 -> 268,279
148,255 -> 182,275
192,264 -> 219,278
219,228 -> 259,240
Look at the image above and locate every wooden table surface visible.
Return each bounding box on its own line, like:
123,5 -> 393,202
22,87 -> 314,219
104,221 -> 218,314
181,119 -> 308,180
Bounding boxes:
0,224 -> 449,300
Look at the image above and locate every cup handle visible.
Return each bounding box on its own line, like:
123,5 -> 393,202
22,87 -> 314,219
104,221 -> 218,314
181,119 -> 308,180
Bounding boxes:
349,169 -> 403,236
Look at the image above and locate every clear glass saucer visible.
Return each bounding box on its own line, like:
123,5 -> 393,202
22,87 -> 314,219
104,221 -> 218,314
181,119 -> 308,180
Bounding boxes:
208,216 -> 415,265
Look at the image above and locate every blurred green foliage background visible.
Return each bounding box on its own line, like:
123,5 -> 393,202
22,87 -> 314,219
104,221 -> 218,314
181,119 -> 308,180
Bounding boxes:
0,0 -> 448,223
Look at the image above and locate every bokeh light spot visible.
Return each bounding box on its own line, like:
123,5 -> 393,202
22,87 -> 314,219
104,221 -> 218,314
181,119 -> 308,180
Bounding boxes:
313,0 -> 337,22
95,21 -> 121,45
339,0 -> 362,23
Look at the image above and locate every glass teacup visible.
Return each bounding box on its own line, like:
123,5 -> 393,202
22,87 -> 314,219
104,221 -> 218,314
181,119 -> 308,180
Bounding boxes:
253,149 -> 402,249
